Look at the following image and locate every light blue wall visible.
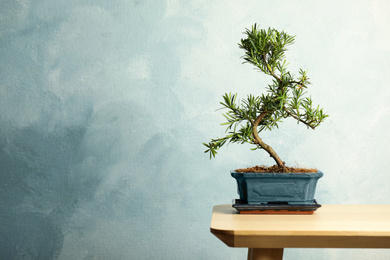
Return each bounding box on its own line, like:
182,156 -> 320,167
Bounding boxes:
1,0 -> 390,259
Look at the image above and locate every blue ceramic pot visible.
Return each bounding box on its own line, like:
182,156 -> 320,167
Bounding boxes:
231,171 -> 323,205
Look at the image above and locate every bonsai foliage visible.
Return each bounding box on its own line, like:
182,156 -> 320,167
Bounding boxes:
204,24 -> 328,169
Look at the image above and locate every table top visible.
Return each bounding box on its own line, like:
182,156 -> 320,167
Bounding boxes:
210,204 -> 390,248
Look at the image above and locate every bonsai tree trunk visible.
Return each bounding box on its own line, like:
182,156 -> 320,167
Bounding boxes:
252,112 -> 285,168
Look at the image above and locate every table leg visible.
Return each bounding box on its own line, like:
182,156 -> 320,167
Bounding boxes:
247,248 -> 284,260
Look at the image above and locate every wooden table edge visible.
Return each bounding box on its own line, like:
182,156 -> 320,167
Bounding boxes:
211,229 -> 390,248
210,204 -> 390,248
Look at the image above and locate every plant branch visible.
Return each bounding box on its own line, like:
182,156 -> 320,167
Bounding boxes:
262,54 -> 281,83
283,108 -> 316,129
252,111 -> 285,168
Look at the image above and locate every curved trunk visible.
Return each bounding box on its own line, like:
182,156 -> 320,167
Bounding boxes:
252,111 -> 285,168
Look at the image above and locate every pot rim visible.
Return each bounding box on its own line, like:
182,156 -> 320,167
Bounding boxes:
231,170 -> 324,178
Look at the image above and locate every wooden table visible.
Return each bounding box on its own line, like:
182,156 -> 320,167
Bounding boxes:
210,204 -> 390,260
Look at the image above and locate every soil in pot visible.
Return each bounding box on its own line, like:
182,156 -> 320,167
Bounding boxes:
235,165 -> 317,173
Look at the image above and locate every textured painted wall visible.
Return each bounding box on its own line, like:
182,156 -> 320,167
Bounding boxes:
1,0 -> 390,259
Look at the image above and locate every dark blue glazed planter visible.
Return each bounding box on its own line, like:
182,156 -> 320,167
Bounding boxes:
231,170 -> 323,205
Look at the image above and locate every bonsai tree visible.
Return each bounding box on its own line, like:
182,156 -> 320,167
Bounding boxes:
204,24 -> 328,170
